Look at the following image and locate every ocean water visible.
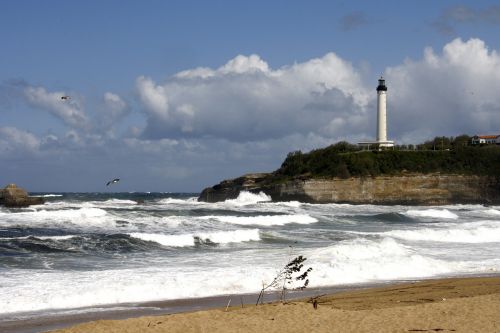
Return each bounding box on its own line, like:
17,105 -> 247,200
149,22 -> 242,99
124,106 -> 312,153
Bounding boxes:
1,191 -> 499,320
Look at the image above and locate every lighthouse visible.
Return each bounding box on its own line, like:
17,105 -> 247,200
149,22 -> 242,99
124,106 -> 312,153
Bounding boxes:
376,77 -> 393,148
357,77 -> 394,149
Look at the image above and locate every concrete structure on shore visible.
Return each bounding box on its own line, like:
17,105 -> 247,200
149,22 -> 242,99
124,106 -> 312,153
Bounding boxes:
358,77 -> 394,149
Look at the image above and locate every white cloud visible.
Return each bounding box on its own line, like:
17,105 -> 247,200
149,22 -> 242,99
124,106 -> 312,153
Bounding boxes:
135,38 -> 500,146
136,76 -> 169,120
137,53 -> 371,141
386,38 -> 500,141
219,54 -> 269,74
23,86 -> 88,129
103,92 -> 127,116
175,54 -> 269,79
0,127 -> 40,153
95,92 -> 130,132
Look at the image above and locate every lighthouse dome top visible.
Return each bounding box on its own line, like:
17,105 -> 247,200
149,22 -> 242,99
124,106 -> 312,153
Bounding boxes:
376,76 -> 387,92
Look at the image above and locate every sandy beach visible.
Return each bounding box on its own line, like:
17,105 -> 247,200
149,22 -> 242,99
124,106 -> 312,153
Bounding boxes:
46,276 -> 500,333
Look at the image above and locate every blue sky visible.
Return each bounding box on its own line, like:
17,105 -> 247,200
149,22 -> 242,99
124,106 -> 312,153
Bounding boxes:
1,1 -> 500,192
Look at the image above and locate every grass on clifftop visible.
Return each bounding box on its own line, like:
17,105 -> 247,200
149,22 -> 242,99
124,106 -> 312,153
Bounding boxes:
274,139 -> 500,180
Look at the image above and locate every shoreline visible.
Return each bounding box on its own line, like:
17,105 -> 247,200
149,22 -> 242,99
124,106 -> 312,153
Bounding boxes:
0,282 -> 387,333
3,273 -> 500,333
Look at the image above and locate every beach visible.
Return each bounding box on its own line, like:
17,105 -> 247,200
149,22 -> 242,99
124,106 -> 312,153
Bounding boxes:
47,276 -> 500,333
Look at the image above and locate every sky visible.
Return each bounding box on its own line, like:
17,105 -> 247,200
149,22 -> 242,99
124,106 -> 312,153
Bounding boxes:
1,0 -> 500,192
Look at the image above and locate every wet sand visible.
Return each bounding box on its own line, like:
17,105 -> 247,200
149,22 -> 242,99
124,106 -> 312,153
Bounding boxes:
46,276 -> 500,333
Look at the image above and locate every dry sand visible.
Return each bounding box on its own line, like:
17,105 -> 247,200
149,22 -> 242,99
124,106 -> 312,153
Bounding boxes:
50,276 -> 500,333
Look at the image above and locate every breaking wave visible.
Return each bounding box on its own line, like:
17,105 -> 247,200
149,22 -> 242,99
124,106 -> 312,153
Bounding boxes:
405,209 -> 458,219
200,214 -> 318,226
129,229 -> 260,247
381,222 -> 500,243
224,191 -> 271,206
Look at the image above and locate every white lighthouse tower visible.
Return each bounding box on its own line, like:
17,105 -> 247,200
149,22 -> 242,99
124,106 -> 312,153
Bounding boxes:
376,77 -> 393,148
357,77 -> 394,149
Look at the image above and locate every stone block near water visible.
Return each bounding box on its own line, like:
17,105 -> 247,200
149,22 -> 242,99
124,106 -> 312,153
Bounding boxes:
0,184 -> 44,207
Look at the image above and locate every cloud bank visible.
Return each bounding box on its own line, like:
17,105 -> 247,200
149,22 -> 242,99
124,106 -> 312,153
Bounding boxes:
386,38 -> 500,141
136,53 -> 371,141
2,38 -> 500,191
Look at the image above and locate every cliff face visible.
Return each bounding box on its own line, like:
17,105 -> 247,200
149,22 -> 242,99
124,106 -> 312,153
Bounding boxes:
198,174 -> 500,205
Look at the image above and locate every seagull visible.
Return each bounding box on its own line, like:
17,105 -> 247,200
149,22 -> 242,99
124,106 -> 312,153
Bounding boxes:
106,178 -> 120,186
61,96 -> 71,100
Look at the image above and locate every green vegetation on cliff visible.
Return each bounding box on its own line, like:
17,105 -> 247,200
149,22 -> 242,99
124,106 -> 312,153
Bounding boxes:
276,140 -> 500,179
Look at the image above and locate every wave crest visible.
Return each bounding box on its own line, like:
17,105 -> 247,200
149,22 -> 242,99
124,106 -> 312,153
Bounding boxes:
129,229 -> 260,247
224,191 -> 271,206
201,214 -> 318,226
405,209 -> 458,219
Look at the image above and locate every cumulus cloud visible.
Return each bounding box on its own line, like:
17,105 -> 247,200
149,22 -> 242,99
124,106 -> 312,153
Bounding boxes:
136,76 -> 169,120
103,92 -> 128,116
0,126 -> 40,153
433,5 -> 500,34
94,92 -> 130,132
23,86 -> 88,129
386,38 -> 500,141
135,38 -> 500,146
137,53 -> 371,141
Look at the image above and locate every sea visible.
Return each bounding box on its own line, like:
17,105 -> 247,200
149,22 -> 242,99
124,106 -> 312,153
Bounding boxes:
1,191 -> 499,327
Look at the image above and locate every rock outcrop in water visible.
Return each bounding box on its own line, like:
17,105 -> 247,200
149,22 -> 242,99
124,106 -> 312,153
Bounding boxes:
198,173 -> 500,205
0,184 -> 44,207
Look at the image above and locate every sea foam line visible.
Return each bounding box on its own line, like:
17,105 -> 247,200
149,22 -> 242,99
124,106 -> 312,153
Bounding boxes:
381,225 -> 500,243
129,229 -> 261,247
404,209 -> 458,219
200,214 -> 318,226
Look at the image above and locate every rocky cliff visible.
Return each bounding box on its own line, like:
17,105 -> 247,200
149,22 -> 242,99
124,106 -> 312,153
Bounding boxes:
0,184 -> 45,207
198,173 -> 500,205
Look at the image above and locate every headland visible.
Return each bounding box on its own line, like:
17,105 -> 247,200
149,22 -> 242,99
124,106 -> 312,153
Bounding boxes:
199,141 -> 500,204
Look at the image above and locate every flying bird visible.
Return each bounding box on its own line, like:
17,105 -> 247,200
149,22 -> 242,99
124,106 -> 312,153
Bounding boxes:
106,178 -> 120,186
61,96 -> 71,100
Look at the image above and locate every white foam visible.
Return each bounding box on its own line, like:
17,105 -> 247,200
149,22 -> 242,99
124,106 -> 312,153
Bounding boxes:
129,229 -> 260,247
0,207 -> 115,231
484,209 -> 500,216
36,235 -> 78,241
307,238 -> 461,284
0,263 -> 280,315
405,209 -> 458,219
36,194 -> 63,198
201,214 -> 318,226
198,229 -> 260,244
382,224 -> 500,243
224,191 -> 271,206
1,241 -> 496,316
157,197 -> 202,205
130,233 -> 195,247
102,199 -> 138,205
84,199 -> 139,209
35,207 -> 108,219
276,201 -> 302,208
0,208 -> 107,222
